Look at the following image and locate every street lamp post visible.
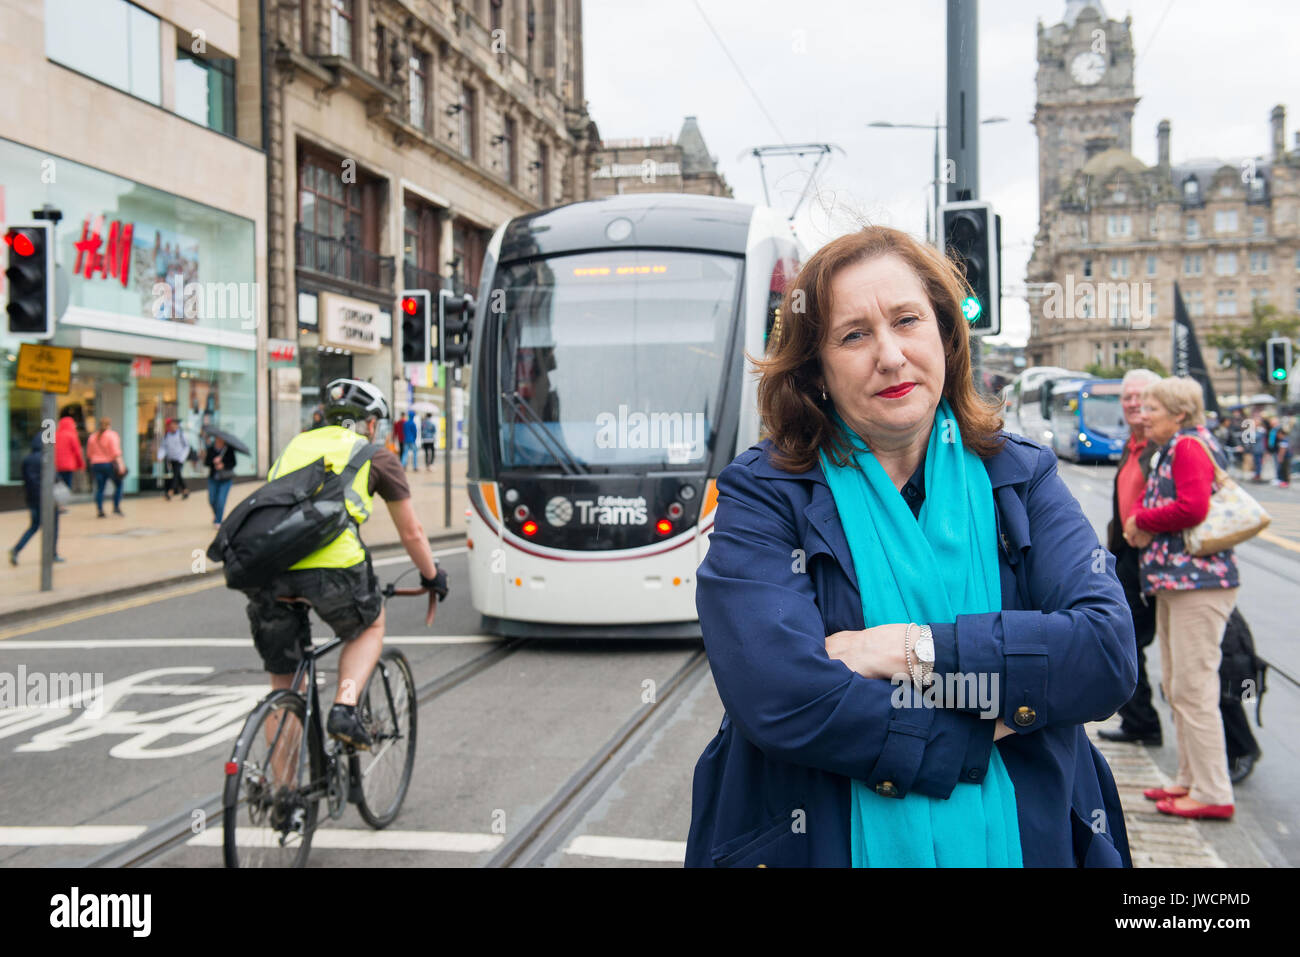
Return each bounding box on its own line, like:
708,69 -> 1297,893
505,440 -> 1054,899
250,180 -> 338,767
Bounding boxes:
867,116 -> 1007,246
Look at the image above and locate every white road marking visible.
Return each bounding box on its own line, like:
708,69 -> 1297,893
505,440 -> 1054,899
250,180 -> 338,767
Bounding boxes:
0,635 -> 500,651
185,828 -> 503,852
564,835 -> 686,863
0,826 -> 147,846
374,545 -> 467,567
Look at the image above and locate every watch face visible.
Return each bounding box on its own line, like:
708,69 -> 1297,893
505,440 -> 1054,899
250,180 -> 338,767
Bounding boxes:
915,636 -> 935,663
1071,51 -> 1106,86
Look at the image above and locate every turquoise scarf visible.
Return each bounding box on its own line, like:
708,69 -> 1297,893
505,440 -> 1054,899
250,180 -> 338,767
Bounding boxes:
818,399 -> 1023,868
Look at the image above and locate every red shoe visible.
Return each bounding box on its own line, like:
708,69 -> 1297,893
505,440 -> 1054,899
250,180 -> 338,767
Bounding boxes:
1143,787 -> 1189,801
1155,798 -> 1234,819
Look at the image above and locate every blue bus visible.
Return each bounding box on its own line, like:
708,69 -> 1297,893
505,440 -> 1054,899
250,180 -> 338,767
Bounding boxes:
1048,378 -> 1128,462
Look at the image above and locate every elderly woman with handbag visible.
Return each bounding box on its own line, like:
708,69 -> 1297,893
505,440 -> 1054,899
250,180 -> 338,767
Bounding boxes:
686,226 -> 1137,868
1123,377 -> 1262,821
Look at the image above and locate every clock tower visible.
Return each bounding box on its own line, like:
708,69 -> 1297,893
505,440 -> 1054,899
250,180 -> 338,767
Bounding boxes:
1033,1 -> 1139,210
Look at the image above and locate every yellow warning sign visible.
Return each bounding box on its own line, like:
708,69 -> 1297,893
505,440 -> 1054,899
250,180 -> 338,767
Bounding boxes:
14,342 -> 73,394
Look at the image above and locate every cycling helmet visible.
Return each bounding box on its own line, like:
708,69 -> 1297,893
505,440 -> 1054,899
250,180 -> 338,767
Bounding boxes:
323,378 -> 390,425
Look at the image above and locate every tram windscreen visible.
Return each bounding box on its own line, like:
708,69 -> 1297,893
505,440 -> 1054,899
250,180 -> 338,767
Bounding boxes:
494,250 -> 742,470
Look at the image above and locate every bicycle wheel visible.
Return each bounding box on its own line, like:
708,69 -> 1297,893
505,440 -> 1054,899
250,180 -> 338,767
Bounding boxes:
355,648 -> 417,828
223,690 -> 324,867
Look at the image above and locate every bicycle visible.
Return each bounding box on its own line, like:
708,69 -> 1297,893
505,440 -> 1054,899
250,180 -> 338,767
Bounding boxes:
221,582 -> 432,868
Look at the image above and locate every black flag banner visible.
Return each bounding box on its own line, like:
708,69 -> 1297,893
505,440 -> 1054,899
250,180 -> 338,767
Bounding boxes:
1172,282 -> 1221,416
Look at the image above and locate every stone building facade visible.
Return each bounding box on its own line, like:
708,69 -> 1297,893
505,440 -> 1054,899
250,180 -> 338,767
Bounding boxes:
589,117 -> 731,199
1025,1 -> 1300,399
261,0 -> 597,456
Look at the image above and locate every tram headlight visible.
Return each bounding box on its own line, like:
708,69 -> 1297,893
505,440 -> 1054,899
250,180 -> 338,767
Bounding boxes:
504,488 -> 519,504
678,484 -> 696,501
522,520 -> 539,536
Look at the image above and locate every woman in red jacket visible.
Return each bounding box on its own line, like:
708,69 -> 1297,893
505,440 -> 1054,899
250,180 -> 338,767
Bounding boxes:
54,415 -> 85,489
1123,376 -> 1238,820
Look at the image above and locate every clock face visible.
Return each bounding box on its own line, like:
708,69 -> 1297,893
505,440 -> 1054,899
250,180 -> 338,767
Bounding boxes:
1071,51 -> 1106,86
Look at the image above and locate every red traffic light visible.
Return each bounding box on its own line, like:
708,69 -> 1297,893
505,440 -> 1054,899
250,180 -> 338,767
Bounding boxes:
401,296 -> 418,315
8,232 -> 35,257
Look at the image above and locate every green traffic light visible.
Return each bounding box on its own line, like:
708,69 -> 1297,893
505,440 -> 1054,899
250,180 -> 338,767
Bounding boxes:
961,296 -> 982,322
1273,368 -> 1287,381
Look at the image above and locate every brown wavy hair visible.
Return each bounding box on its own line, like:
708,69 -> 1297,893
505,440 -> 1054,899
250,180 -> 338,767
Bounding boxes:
755,225 -> 1004,472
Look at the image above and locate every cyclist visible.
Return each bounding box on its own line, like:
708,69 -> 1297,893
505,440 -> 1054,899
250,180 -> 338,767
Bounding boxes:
243,378 -> 447,750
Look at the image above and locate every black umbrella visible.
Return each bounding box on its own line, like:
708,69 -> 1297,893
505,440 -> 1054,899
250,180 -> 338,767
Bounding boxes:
204,426 -> 250,455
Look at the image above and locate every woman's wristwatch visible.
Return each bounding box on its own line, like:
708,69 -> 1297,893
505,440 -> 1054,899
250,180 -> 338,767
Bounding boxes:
905,623 -> 935,689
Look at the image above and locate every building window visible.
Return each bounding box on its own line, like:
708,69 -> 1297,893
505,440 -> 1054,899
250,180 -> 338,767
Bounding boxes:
1094,342 -> 1103,365
502,116 -> 517,185
1183,254 -> 1203,276
1249,251 -> 1270,274
299,152 -> 362,242
1295,250 -> 1300,271
1183,178 -> 1200,204
1253,215 -> 1267,236
1185,218 -> 1200,239
537,140 -> 550,204
409,48 -> 429,130
174,46 -> 235,135
459,84 -> 476,159
1215,289 -> 1236,316
1082,257 -> 1093,278
329,0 -> 355,60
1249,178 -> 1268,202
1251,287 -> 1269,305
403,195 -> 442,283
1187,290 -> 1204,316
1106,214 -> 1131,237
1214,209 -> 1238,233
1146,254 -> 1157,277
1109,257 -> 1130,279
1080,219 -> 1088,243
1147,294 -> 1157,320
1296,286 -> 1300,311
1214,253 -> 1238,276
45,0 -> 162,104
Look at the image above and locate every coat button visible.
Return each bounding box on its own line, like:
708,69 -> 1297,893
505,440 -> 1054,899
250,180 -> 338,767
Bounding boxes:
968,768 -> 980,780
1014,705 -> 1036,726
875,780 -> 898,797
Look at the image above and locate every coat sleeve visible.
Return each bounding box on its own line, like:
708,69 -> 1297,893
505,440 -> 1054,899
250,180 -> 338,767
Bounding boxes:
697,459 -> 996,799
928,446 -> 1137,732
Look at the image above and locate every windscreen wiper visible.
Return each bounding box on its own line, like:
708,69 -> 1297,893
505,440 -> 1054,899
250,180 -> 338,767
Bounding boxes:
501,390 -> 588,475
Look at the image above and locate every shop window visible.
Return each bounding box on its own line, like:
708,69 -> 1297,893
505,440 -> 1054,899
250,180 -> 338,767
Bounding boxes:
175,46 -> 236,135
45,0 -> 161,104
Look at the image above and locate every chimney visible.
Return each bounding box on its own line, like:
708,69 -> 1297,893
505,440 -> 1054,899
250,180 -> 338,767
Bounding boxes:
1157,119 -> 1171,169
1271,105 -> 1286,162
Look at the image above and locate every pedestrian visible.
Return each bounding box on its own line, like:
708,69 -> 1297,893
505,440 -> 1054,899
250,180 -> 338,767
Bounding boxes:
1250,414 -> 1268,482
1124,377 -> 1239,820
687,226 -> 1136,867
1271,416 -> 1290,488
1099,369 -> 1163,747
422,413 -> 437,469
86,417 -> 126,517
308,407 -> 325,431
54,413 -> 84,491
402,412 -> 418,470
393,412 -> 407,465
205,435 -> 238,525
10,435 -> 64,565
158,417 -> 191,500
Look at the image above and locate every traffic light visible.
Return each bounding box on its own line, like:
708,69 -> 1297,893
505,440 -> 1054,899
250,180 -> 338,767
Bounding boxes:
1266,336 -> 1293,384
940,200 -> 1000,336
438,289 -> 475,366
5,222 -> 55,338
399,289 -> 431,364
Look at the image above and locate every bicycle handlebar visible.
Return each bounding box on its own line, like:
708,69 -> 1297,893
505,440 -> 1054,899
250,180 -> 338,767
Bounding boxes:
382,582 -> 441,626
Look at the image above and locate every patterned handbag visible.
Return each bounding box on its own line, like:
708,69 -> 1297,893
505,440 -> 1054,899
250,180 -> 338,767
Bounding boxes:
1182,437 -> 1271,556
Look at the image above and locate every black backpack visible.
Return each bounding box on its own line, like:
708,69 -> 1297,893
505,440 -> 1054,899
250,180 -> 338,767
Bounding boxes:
1220,606 -> 1268,726
206,439 -> 375,590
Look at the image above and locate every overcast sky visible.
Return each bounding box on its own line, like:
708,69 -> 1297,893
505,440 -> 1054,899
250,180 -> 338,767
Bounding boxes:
583,0 -> 1300,344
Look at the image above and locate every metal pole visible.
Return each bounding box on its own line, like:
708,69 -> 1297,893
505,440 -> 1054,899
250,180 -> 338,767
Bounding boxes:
39,392 -> 56,591
443,363 -> 452,528
947,0 -> 983,386
933,116 -> 941,248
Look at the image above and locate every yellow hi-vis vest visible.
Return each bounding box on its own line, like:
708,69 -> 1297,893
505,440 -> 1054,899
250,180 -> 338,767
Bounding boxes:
267,425 -> 375,570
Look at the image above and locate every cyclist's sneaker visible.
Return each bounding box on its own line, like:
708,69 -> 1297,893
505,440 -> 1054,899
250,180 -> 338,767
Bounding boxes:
327,703 -> 373,750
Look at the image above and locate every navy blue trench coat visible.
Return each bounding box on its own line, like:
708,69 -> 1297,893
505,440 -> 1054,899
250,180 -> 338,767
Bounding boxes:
686,432 -> 1137,867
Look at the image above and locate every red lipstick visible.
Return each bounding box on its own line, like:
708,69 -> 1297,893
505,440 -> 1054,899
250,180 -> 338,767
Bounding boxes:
875,382 -> 916,399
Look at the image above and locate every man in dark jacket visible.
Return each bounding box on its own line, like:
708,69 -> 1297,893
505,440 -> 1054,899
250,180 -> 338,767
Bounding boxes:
1100,370 -> 1163,745
10,435 -> 64,565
